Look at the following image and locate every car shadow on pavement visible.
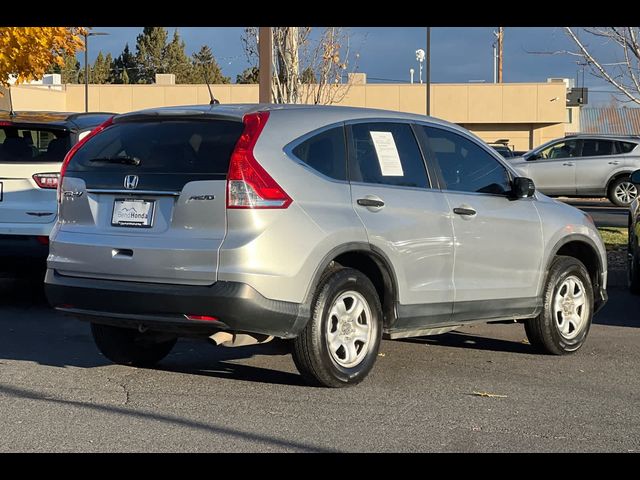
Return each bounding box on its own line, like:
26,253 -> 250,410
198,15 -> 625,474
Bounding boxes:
592,286 -> 640,328
0,271 -> 304,384
158,339 -> 306,387
400,330 -> 534,354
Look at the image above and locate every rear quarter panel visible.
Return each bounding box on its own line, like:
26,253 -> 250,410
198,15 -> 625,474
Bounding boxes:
218,111 -> 368,303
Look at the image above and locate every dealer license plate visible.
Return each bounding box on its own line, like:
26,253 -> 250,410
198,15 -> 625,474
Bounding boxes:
111,199 -> 155,227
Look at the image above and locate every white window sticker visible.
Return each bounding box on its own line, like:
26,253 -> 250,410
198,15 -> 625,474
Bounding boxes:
369,131 -> 404,176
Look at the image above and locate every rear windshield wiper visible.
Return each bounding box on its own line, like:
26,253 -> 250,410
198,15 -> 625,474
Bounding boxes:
88,156 -> 141,166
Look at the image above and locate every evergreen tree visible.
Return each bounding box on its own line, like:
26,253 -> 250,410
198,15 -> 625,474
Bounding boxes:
104,53 -> 114,83
113,43 -> 137,84
91,52 -> 111,84
191,45 -> 230,84
164,29 -> 193,83
236,66 -> 259,84
49,52 -> 80,83
135,27 -> 168,83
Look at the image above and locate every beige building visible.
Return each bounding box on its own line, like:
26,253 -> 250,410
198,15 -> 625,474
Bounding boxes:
9,79 -> 573,151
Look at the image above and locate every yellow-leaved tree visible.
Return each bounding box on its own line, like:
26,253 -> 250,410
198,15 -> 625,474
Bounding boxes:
0,27 -> 86,88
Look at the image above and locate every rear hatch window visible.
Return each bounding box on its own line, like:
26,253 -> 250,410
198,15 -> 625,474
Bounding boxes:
0,126 -> 71,163
68,120 -> 243,175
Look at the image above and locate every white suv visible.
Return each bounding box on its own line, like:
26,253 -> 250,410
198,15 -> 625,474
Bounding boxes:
0,111 -> 112,264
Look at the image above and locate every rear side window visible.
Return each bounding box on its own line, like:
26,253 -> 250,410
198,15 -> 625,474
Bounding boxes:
348,122 -> 429,188
617,141 -> 638,154
0,127 -> 70,163
581,139 -> 614,157
68,120 -> 244,174
292,126 -> 347,181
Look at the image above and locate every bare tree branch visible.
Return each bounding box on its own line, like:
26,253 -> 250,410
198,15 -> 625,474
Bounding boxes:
564,27 -> 640,106
242,27 -> 357,105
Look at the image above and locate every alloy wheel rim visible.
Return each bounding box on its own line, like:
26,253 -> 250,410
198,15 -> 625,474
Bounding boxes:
553,275 -> 588,340
325,291 -> 373,368
614,182 -> 638,205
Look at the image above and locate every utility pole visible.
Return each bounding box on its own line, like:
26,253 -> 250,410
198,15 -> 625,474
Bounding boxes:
258,27 -> 273,103
497,27 -> 504,83
426,27 -> 431,116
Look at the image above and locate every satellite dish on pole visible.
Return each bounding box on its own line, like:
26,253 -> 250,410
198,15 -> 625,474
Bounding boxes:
415,49 -> 426,84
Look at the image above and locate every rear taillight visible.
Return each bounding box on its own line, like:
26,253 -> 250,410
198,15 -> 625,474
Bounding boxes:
36,236 -> 49,245
33,173 -> 59,189
58,116 -> 114,202
227,111 -> 292,209
184,314 -> 218,322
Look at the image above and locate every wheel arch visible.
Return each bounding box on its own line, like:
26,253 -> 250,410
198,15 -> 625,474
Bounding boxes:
546,234 -> 605,311
605,170 -> 634,193
289,243 -> 399,336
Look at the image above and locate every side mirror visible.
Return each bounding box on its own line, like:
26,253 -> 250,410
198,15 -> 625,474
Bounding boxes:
511,177 -> 536,199
630,169 -> 640,185
526,153 -> 539,161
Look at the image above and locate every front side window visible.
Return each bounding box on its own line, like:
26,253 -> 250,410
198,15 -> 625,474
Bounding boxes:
422,126 -> 511,195
537,139 -> 580,159
292,126 -> 346,181
348,122 -> 429,189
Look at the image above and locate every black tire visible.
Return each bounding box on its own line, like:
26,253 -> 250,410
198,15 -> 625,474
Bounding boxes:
525,256 -> 593,355
91,323 -> 177,367
292,267 -> 383,388
608,176 -> 638,207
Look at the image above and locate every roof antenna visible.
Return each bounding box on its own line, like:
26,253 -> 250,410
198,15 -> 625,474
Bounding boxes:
204,71 -> 220,105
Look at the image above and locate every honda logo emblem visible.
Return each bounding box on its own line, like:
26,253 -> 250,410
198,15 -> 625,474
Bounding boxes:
124,175 -> 139,190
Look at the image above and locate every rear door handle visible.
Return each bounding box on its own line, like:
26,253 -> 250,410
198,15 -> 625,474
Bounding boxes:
562,162 -> 575,166
608,161 -> 620,165
357,198 -> 385,208
453,207 -> 477,216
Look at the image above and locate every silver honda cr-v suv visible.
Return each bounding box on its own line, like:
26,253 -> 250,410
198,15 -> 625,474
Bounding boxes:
45,104 -> 608,387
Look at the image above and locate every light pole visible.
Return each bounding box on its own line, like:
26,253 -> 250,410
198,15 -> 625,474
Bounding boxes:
426,27 -> 431,116
83,30 -> 109,112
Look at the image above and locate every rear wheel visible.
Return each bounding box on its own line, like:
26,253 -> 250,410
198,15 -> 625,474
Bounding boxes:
91,323 -> 177,367
292,267 -> 382,388
608,176 -> 638,207
525,256 -> 593,355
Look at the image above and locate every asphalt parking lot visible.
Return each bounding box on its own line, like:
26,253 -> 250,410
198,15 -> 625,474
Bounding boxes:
0,268 -> 638,453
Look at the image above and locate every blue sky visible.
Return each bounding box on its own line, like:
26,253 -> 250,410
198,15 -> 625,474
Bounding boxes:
87,27 -> 622,106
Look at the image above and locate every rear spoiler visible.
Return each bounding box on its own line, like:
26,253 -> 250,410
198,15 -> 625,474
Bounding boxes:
114,111 -> 242,124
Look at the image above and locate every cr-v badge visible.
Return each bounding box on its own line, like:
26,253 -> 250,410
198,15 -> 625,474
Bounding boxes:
124,175 -> 139,190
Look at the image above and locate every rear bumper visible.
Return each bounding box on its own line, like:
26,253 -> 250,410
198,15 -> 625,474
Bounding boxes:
44,269 -> 305,338
0,234 -> 49,260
